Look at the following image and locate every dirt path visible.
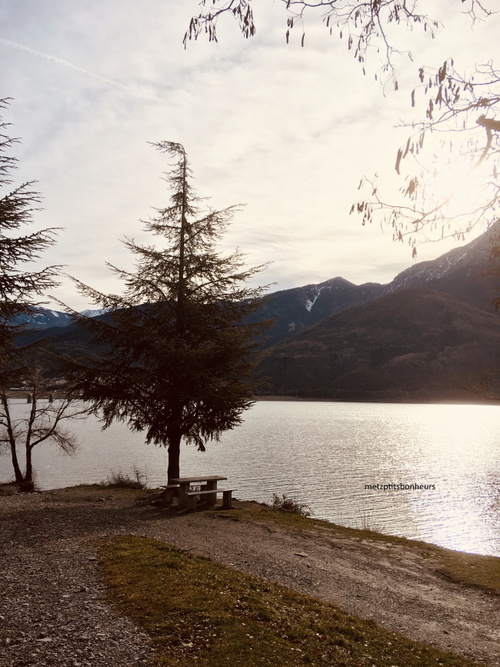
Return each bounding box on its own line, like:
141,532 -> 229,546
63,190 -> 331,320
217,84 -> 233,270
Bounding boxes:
0,488 -> 498,666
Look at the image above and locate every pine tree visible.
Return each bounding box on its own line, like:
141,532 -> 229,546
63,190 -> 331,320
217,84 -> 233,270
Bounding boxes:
0,98 -> 59,350
70,142 -> 269,483
0,98 -> 71,491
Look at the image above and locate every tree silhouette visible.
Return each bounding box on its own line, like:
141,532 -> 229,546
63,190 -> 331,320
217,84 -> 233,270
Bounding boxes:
68,142 -> 269,483
353,60 -> 500,256
0,98 -> 82,491
186,2 -> 498,257
0,98 -> 60,351
0,354 -> 87,492
185,1 -> 490,81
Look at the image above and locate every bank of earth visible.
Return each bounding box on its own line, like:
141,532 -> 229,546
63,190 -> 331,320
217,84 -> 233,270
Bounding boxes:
0,485 -> 498,666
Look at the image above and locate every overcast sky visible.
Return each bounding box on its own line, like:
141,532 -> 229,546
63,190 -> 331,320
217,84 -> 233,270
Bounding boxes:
1,0 -> 498,310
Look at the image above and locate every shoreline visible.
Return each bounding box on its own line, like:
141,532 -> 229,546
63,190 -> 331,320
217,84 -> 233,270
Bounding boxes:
1,482 -> 498,559
255,394 -> 500,405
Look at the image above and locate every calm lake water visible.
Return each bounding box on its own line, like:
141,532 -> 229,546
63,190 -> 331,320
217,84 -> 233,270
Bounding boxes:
1,400 -> 499,557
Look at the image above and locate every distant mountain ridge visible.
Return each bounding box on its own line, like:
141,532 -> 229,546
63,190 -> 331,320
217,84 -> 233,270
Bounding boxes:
15,222 -> 499,339
256,277 -> 384,348
384,225 -> 499,309
11,222 -> 500,402
9,307 -> 106,332
9,307 -> 74,330
256,221 -> 499,348
257,286 -> 500,401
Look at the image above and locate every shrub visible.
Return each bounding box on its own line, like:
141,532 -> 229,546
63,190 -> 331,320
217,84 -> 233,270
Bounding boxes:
271,493 -> 311,517
104,466 -> 148,489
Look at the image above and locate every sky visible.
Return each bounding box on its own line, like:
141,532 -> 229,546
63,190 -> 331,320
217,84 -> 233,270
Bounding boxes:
1,0 -> 499,310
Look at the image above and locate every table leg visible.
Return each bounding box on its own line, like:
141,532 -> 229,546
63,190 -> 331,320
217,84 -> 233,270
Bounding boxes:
178,482 -> 190,508
205,480 -> 218,507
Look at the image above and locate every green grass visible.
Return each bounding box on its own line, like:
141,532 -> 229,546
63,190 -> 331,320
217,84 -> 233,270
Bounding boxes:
98,535 -> 481,667
439,550 -> 500,592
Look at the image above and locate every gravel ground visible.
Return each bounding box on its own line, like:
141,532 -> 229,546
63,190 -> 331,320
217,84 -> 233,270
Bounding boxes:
0,487 -> 498,666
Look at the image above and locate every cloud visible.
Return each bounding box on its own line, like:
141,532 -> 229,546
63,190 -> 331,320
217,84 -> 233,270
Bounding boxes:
1,0 -> 496,310
0,38 -> 132,92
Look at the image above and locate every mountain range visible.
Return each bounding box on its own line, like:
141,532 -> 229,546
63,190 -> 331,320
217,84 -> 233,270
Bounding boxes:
13,222 -> 500,402
255,221 -> 500,348
9,308 -> 105,331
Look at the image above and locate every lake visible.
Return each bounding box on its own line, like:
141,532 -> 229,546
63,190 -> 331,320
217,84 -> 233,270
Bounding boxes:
1,399 -> 499,557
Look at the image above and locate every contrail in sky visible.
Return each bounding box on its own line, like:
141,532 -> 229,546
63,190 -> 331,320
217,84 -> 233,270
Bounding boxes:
0,37 -> 132,93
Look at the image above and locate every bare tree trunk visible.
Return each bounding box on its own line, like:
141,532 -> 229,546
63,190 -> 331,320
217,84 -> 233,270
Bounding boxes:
20,389 -> 38,491
6,414 -> 33,491
9,439 -> 24,487
1,392 -> 24,487
167,400 -> 184,483
23,444 -> 34,492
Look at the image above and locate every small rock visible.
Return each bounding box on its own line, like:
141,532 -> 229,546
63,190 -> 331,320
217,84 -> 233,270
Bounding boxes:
295,552 -> 308,558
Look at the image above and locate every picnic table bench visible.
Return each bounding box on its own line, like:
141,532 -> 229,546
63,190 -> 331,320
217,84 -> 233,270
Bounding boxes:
164,476 -> 235,510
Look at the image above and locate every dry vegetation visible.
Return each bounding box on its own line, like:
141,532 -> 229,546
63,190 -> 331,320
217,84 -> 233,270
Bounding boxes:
99,535 -> 481,667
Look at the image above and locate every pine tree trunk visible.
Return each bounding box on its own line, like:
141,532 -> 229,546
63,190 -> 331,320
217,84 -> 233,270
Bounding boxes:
168,148 -> 188,486
167,433 -> 181,483
167,398 -> 184,484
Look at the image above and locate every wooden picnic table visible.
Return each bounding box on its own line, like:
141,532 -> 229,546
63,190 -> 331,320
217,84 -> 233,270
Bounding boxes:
170,475 -> 230,509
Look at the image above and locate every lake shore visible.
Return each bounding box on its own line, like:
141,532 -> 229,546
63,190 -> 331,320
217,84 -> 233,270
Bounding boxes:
0,485 -> 498,666
255,394 -> 500,405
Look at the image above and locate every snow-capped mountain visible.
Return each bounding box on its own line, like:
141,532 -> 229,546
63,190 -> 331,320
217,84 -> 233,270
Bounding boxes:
254,221 -> 499,347
8,307 -> 74,330
79,308 -> 108,318
384,221 -> 500,308
8,307 -> 108,331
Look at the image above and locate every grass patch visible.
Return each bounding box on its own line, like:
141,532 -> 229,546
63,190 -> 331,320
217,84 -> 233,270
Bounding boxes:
0,481 -> 18,496
439,551 -> 500,593
99,535 -> 480,667
218,501 -> 417,541
40,484 -> 158,504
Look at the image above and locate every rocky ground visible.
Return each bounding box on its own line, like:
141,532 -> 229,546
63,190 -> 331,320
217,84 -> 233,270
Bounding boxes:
0,487 -> 498,666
